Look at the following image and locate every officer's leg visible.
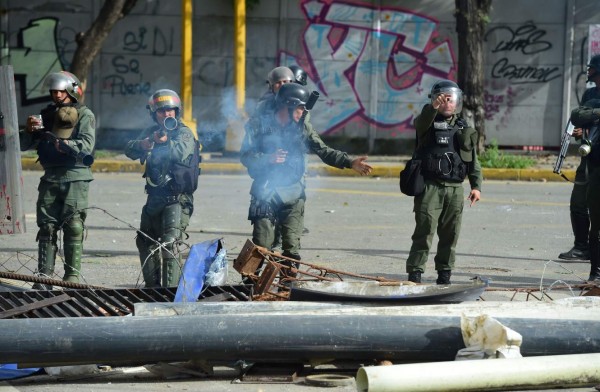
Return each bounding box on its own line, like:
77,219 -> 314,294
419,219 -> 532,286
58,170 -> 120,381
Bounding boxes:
559,164 -> 590,260
434,185 -> 464,284
33,224 -> 58,289
252,218 -> 275,251
60,181 -> 90,283
161,201 -> 184,287
279,198 -> 305,281
33,180 -> 59,289
136,204 -> 161,288
406,182 -> 442,282
272,223 -> 283,250
62,215 -> 84,283
280,198 -> 304,260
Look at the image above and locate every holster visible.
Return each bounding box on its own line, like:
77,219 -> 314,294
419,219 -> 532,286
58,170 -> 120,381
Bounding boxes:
248,196 -> 276,223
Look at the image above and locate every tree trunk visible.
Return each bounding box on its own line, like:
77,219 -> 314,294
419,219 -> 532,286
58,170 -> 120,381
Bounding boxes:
455,0 -> 492,152
69,0 -> 138,101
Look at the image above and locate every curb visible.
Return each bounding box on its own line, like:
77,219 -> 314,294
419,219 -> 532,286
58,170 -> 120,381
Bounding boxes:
20,158 -> 574,182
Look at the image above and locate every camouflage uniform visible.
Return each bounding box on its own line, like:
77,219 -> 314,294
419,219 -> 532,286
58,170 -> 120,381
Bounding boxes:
241,111 -> 351,260
19,103 -> 95,284
125,123 -> 196,287
406,104 -> 482,279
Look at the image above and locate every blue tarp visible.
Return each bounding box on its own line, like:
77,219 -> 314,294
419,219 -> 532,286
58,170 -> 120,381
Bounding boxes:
0,363 -> 41,380
174,238 -> 227,302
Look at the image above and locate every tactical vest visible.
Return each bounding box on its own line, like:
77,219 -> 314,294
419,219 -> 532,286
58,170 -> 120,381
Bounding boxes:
418,119 -> 468,182
256,119 -> 306,187
169,137 -> 201,194
37,104 -> 87,168
145,125 -> 201,196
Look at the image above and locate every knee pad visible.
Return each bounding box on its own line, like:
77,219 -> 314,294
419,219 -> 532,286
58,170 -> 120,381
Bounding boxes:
63,218 -> 84,242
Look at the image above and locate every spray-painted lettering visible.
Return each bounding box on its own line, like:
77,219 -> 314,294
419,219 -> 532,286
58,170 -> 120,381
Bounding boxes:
123,26 -> 174,56
491,57 -> 560,84
486,22 -> 552,55
102,74 -> 151,97
112,55 -> 140,74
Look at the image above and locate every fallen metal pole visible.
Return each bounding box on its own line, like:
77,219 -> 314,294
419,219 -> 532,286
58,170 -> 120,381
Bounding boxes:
356,353 -> 600,392
2,311 -> 600,367
133,298 -> 600,319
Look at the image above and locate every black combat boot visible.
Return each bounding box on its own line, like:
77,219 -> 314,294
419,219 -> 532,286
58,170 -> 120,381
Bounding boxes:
588,236 -> 600,282
436,270 -> 452,285
558,213 -> 590,261
407,271 -> 421,283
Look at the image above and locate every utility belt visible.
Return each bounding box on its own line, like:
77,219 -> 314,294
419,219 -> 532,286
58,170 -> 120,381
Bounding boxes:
421,152 -> 467,182
145,186 -> 181,203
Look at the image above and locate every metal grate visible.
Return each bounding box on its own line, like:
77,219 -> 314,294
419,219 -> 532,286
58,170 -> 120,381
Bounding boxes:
0,285 -> 252,319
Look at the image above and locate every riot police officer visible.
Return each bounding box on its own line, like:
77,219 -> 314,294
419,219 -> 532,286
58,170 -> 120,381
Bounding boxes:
405,80 -> 482,285
570,55 -> 600,281
125,89 -> 198,287
240,83 -> 372,267
559,55 -> 600,262
19,71 -> 96,287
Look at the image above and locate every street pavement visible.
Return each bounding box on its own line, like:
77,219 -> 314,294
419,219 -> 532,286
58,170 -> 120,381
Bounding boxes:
0,163 -> 597,392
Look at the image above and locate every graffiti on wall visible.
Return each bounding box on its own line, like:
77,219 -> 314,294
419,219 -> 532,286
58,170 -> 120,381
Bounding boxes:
280,0 -> 456,134
101,26 -> 175,97
0,16 -> 174,105
485,21 -> 560,85
1,18 -> 64,105
483,21 -> 563,130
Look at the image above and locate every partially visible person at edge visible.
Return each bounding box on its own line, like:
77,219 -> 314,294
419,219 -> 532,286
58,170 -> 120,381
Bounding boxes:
569,54 -> 600,282
405,80 -> 482,285
558,54 -> 600,262
19,71 -> 95,288
125,89 -> 197,288
240,83 -> 372,282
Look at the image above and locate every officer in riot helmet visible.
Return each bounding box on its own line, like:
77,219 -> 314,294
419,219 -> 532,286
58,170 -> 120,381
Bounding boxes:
125,89 -> 199,288
240,83 -> 372,282
405,80 -> 482,285
267,66 -> 295,93
253,66 -> 295,116
558,55 -> 600,263
19,71 -> 96,288
288,65 -> 308,86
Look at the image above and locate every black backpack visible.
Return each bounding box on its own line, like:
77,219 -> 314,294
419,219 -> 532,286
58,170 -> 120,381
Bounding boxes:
170,138 -> 201,194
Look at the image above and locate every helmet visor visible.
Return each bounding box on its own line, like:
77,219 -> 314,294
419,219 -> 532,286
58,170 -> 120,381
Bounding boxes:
431,90 -> 463,115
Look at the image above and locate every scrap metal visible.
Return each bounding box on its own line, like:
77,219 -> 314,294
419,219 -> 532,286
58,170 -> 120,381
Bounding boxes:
234,239 -> 399,300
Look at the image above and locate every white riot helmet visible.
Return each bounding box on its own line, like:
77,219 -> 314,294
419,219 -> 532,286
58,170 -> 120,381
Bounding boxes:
42,71 -> 83,103
429,80 -> 463,115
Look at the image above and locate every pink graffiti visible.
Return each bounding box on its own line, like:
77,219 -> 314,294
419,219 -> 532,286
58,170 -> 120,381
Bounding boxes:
281,0 -> 456,134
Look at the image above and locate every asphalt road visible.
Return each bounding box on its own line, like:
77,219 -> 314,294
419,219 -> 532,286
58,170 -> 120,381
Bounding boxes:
0,172 -> 597,391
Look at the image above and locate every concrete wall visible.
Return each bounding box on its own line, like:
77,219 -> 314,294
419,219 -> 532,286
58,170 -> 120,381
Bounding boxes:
0,0 -> 598,152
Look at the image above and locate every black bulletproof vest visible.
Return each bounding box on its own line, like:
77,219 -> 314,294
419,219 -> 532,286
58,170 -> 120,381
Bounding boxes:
418,120 -> 467,182
257,119 -> 306,187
